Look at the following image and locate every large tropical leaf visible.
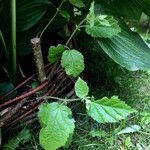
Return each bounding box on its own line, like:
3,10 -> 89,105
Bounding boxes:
134,0 -> 150,16
111,0 -> 142,20
98,30 -> 150,71
16,0 -> 49,31
38,102 -> 75,150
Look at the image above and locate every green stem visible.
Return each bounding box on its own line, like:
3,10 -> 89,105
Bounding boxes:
39,0 -> 65,38
65,19 -> 86,47
10,0 -> 17,83
37,96 -> 80,102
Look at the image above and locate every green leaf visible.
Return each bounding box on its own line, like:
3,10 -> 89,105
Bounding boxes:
98,30 -> 150,71
38,102 -> 75,150
48,44 -> 65,63
0,82 -> 17,103
3,128 -> 31,150
134,0 -> 150,16
17,0 -> 49,31
86,2 -> 121,38
59,10 -> 70,21
75,77 -> 89,99
69,0 -> 85,8
111,0 -> 142,20
89,130 -> 107,138
61,50 -> 85,77
86,96 -> 136,123
140,112 -> 150,125
117,125 -> 141,135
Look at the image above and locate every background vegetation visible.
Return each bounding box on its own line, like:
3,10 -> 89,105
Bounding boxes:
0,0 -> 150,150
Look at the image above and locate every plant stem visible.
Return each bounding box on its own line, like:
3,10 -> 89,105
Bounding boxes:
37,96 -> 80,102
39,0 -> 65,38
65,19 -> 86,47
10,0 -> 17,83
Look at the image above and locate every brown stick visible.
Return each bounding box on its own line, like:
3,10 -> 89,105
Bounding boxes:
31,38 -> 46,83
0,98 -> 27,127
0,81 -> 48,108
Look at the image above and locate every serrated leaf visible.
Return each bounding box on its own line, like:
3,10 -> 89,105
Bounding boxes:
38,102 -> 75,150
98,30 -> 150,71
85,2 -> 121,38
61,50 -> 85,77
86,96 -> 136,123
48,44 -> 65,63
69,0 -> 85,8
3,128 -> 31,150
75,77 -> 89,99
117,125 -> 141,135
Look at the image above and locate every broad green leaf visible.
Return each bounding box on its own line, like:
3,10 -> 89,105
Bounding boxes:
111,0 -> 142,20
75,77 -> 89,99
3,128 -> 31,150
134,0 -> 150,16
86,96 -> 136,123
61,50 -> 85,77
98,30 -> 150,71
17,0 -> 49,31
86,2 -> 121,38
117,125 -> 141,135
69,0 -> 85,8
38,102 -> 75,150
48,44 -> 65,63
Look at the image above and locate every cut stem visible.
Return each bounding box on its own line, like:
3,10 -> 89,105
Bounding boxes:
30,38 -> 46,83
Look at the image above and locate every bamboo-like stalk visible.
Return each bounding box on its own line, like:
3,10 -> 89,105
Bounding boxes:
10,0 -> 17,83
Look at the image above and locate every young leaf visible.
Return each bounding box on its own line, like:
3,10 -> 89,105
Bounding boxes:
61,50 -> 85,77
117,125 -> 141,135
69,0 -> 85,8
86,2 -> 121,38
38,102 -> 75,150
75,77 -> 89,99
86,96 -> 136,123
59,10 -> 70,21
48,44 -> 65,63
3,128 -> 31,150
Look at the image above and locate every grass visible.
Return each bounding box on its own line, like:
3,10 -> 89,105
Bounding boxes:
68,65 -> 150,150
